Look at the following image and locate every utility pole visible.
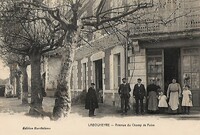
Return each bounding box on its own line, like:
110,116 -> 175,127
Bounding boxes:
124,30 -> 130,79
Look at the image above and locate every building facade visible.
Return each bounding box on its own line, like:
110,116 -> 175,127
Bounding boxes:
44,0 -> 200,109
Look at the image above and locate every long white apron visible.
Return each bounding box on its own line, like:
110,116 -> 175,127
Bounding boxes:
168,92 -> 179,110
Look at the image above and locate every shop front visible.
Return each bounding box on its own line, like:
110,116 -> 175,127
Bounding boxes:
143,38 -> 200,109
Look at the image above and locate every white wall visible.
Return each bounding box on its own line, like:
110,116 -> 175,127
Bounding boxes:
46,57 -> 61,90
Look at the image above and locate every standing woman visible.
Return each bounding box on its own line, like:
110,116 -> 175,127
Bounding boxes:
147,79 -> 159,113
85,83 -> 99,117
167,78 -> 182,114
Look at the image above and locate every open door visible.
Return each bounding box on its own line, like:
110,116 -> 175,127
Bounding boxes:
147,48 -> 181,94
164,48 -> 181,94
94,59 -> 103,103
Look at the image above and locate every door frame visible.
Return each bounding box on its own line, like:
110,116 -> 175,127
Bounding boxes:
146,48 -> 182,93
93,59 -> 103,90
180,47 -> 200,108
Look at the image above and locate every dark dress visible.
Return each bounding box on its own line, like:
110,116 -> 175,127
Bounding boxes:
85,87 -> 98,116
147,84 -> 159,112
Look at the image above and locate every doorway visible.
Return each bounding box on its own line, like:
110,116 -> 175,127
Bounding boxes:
164,48 -> 181,93
94,59 -> 103,103
94,59 -> 103,90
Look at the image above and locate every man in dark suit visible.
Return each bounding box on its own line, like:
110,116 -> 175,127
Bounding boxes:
85,83 -> 99,117
133,78 -> 146,115
118,78 -> 131,115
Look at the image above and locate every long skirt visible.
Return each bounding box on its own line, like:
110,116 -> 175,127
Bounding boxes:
168,92 -> 179,111
148,91 -> 158,111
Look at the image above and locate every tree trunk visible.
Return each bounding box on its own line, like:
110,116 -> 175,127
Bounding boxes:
52,46 -> 75,120
9,65 -> 15,86
20,65 -> 29,105
28,51 -> 43,116
53,27 -> 81,120
15,72 -> 21,99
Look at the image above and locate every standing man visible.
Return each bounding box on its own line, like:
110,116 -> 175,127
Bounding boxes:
85,83 -> 99,117
118,78 -> 131,115
133,78 -> 146,115
167,78 -> 182,114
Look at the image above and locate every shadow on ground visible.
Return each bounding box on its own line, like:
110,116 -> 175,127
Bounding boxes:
71,103 -> 148,118
0,98 -> 30,114
159,112 -> 200,120
1,97 -> 200,120
71,103 -> 121,118
0,97 -> 55,116
71,103 -> 200,120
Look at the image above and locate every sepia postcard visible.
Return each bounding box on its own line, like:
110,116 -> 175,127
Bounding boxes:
0,0 -> 200,135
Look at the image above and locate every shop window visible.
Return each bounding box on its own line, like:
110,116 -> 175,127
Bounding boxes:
147,49 -> 163,89
182,48 -> 200,89
183,56 -> 191,72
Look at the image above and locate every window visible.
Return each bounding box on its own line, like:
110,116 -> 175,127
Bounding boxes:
70,66 -> 74,89
117,54 -> 121,86
182,48 -> 200,89
147,49 -> 164,89
114,53 -> 121,88
82,63 -> 87,90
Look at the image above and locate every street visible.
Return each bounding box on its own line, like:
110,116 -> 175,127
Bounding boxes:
0,97 -> 200,135
1,96 -> 200,119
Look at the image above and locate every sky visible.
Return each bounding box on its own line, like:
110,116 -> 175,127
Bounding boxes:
0,59 -> 9,79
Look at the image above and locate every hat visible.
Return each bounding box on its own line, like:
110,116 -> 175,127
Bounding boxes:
91,83 -> 95,85
122,78 -> 127,80
137,78 -> 142,81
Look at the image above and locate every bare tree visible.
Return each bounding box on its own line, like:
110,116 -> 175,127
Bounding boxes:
0,0 -> 68,115
0,0 -> 194,120
0,46 -> 30,104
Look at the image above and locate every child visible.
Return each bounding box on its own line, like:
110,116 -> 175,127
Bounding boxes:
158,91 -> 168,113
182,85 -> 193,114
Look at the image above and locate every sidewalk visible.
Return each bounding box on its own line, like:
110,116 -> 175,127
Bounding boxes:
0,97 -> 200,120
1,96 -> 200,135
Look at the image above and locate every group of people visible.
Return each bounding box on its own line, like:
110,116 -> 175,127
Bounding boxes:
84,78 -> 193,117
119,78 -> 193,115
118,78 -> 146,115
